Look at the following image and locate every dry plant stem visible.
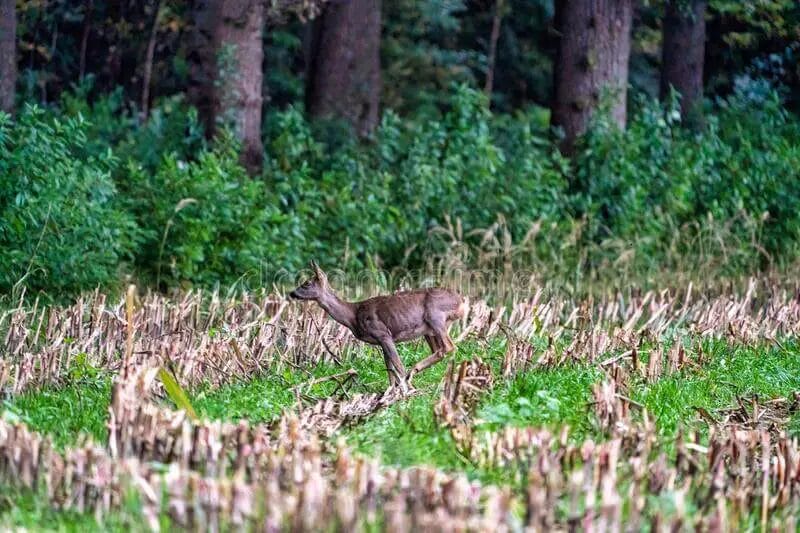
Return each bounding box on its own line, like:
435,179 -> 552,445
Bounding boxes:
4,278 -> 800,396
5,279 -> 800,529
292,368 -> 358,394
124,284 -> 136,378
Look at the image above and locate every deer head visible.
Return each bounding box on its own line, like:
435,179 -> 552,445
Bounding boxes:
289,260 -> 329,300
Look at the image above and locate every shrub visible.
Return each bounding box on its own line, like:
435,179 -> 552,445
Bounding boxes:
123,132 -> 285,289
568,87 -> 800,275
0,106 -> 136,296
2,82 -> 799,298
697,89 -> 800,257
263,86 -> 568,271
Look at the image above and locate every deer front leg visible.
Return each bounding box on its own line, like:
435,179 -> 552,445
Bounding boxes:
383,350 -> 398,389
379,338 -> 408,394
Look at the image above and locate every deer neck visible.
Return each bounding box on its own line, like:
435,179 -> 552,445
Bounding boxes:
317,290 -> 356,330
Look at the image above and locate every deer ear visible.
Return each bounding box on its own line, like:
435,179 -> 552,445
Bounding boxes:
310,260 -> 325,280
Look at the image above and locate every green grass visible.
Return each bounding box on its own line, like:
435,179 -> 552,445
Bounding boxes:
2,374 -> 112,448
633,338 -> 800,437
476,365 -> 602,436
343,337 -> 800,482
341,361 -> 603,487
3,336 -> 800,527
193,341 -> 441,423
5,338 -> 799,454
192,339 -> 493,424
0,483 -> 147,532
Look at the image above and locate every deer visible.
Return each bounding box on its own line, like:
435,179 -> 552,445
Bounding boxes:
289,261 -> 467,395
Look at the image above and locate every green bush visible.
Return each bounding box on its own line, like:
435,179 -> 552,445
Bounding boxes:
2,82 -> 799,298
124,132 -> 286,289
697,89 -> 800,256
0,106 -> 135,296
565,86 -> 800,277
264,85 -> 567,270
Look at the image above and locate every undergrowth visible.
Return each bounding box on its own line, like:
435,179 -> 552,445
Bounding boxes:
2,84 -> 799,299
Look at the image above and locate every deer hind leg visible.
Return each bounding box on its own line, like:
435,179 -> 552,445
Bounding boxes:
424,335 -> 440,354
441,328 -> 456,353
407,334 -> 448,385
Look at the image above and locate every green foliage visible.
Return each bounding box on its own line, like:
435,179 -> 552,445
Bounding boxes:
570,87 -> 800,275
265,85 -> 567,270
382,0 -> 481,115
59,86 -> 206,174
381,0 -> 557,113
158,368 -> 198,420
124,132 -> 284,288
2,83 -> 800,296
0,105 -> 136,297
704,88 -> 800,255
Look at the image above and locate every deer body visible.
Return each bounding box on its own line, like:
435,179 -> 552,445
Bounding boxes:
290,263 -> 466,394
351,289 -> 464,343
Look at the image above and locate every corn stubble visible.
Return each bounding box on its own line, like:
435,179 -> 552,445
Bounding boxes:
2,278 -> 800,530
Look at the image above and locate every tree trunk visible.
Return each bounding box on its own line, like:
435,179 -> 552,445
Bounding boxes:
306,0 -> 381,137
79,0 -> 93,81
484,0 -> 505,101
188,0 -> 264,175
551,0 -> 633,155
141,0 -> 163,122
661,0 -> 706,126
0,0 -> 16,114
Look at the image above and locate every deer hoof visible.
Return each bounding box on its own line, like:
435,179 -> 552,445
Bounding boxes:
400,379 -> 409,396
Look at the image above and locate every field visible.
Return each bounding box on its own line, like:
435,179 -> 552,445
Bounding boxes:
2,280 -> 800,531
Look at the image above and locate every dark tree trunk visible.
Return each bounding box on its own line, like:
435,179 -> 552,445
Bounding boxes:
0,0 -> 16,114
141,0 -> 163,122
78,0 -> 93,81
189,0 -> 264,175
484,0 -> 505,101
306,0 -> 382,137
551,0 -> 633,155
661,0 -> 706,126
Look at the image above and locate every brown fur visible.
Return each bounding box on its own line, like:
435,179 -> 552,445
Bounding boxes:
289,261 -> 465,393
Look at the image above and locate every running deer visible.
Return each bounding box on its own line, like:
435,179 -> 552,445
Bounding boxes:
289,261 -> 467,394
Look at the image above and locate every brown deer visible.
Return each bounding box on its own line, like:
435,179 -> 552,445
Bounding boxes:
289,261 -> 467,394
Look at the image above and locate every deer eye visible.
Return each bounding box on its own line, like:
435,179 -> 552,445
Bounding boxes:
303,281 -> 311,287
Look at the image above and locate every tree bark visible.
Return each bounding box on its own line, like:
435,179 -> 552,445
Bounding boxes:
78,0 -> 94,81
661,0 -> 706,126
0,0 -> 16,114
484,0 -> 505,101
141,0 -> 163,122
306,0 -> 381,137
188,0 -> 264,175
551,0 -> 633,155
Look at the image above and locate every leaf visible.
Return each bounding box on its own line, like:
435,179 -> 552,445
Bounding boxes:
158,367 -> 198,420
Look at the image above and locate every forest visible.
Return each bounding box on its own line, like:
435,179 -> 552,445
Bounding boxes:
0,0 -> 797,296
1,0 -> 800,531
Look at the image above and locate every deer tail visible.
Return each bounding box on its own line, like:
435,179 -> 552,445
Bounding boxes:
451,298 -> 469,321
